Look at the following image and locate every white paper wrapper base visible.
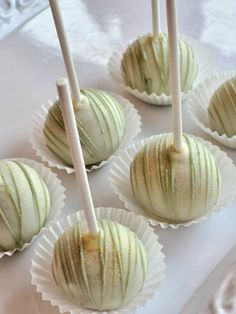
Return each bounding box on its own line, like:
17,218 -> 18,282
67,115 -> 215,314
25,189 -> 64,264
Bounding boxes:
30,207 -> 166,314
187,71 -> 236,149
29,93 -> 141,174
0,158 -> 65,258
108,35 -> 215,106
109,134 -> 236,229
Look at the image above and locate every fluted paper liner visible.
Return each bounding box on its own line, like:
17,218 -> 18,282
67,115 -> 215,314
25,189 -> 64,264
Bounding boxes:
109,134 -> 236,229
187,71 -> 236,149
108,35 -> 215,106
0,158 -> 65,258
29,93 -> 141,174
30,207 -> 166,314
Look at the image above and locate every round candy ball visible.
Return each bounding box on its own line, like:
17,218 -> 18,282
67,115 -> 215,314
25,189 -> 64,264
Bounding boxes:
130,134 -> 221,223
208,76 -> 236,138
52,219 -> 147,311
0,160 -> 50,250
44,89 -> 125,166
121,33 -> 198,96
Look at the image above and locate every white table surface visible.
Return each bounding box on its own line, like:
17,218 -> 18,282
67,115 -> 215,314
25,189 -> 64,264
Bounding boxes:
0,1 -> 236,313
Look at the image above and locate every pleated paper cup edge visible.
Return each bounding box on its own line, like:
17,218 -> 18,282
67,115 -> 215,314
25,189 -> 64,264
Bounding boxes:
109,134 -> 236,229
108,35 -> 216,106
0,158 -> 66,258
29,93 -> 141,174
30,207 -> 166,314
187,71 -> 236,149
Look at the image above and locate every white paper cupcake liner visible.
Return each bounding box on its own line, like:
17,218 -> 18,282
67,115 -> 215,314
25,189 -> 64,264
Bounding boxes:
30,207 -> 166,314
29,93 -> 141,174
108,35 -> 216,106
0,158 -> 66,258
109,134 -> 236,229
187,71 -> 236,149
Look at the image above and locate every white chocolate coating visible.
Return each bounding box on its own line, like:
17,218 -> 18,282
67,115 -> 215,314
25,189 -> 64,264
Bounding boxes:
208,76 -> 236,138
130,134 -> 221,223
0,160 -> 50,250
121,33 -> 198,95
44,89 -> 125,166
52,219 -> 147,311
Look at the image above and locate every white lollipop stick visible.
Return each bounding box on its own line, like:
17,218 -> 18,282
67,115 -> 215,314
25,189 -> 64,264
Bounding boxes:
166,0 -> 183,151
49,0 -> 81,104
152,0 -> 160,36
57,78 -> 99,235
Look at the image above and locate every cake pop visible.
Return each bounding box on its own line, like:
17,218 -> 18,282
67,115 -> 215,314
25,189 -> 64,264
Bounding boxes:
121,32 -> 198,96
208,76 -> 236,138
130,133 -> 221,222
52,218 -> 147,310
44,89 -> 125,166
0,160 -> 50,250
46,0 -> 125,167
